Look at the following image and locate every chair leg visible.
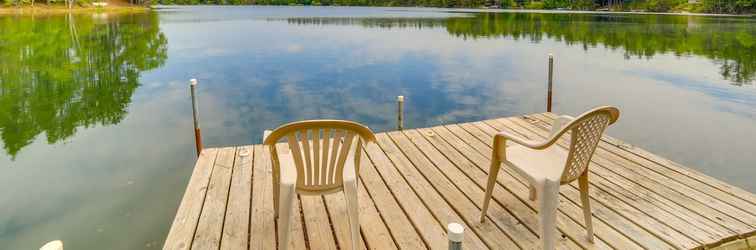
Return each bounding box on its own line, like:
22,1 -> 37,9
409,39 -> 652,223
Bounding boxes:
538,179 -> 560,250
578,172 -> 595,243
277,184 -> 295,250
480,159 -> 500,223
273,173 -> 280,218
529,185 -> 537,201
344,180 -> 361,250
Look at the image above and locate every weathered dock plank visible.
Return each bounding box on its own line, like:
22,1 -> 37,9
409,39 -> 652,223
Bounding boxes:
379,132 -> 508,250
164,148 -> 219,250
249,145 -> 275,250
482,119 -> 702,248
164,113 -> 756,250
363,142 -> 451,249
301,196 -> 338,250
192,147 -> 236,250
221,146 -> 253,250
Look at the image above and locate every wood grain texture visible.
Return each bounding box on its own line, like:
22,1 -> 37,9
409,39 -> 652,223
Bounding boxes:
301,196 -> 338,250
363,142 -> 449,249
474,119 -> 702,248
221,146 -> 253,250
192,147 -> 237,250
165,113 -> 755,250
250,145 -> 275,250
377,132 -> 493,250
164,148 -> 219,250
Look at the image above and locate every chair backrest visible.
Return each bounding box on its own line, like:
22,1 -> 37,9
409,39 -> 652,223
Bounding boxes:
263,120 -> 376,193
560,106 -> 620,183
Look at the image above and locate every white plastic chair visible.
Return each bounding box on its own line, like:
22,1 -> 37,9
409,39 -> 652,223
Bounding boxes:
263,120 -> 376,250
479,106 -> 620,250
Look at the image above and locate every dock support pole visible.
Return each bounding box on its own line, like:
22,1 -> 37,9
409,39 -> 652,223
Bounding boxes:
547,53 -> 554,113
190,79 -> 203,156
397,95 -> 404,130
448,223 -> 464,250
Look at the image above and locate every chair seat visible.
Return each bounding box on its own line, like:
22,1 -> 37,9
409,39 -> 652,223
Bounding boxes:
502,142 -> 568,184
278,145 -> 357,191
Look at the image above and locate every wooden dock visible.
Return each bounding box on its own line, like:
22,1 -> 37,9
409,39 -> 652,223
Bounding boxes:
163,113 -> 756,250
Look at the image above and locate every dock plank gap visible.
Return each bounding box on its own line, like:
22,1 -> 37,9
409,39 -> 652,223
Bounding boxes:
163,113 -> 756,250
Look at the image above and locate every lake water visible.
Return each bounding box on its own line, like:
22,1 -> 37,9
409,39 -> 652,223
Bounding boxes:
1,6 -> 755,249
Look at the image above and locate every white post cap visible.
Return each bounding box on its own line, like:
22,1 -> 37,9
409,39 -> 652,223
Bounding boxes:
397,95 -> 404,102
548,53 -> 554,58
263,130 -> 273,144
40,240 -> 63,250
447,223 -> 464,242
190,78 -> 198,86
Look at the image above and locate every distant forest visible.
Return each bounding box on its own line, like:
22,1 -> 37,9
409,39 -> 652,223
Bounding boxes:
2,0 -> 754,13
155,0 -> 754,14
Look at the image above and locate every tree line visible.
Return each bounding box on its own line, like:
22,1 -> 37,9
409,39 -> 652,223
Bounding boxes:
151,0 -> 754,14
3,0 -> 753,14
2,0 -> 150,9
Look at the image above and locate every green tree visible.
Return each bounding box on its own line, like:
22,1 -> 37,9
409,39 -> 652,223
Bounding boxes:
646,0 -> 679,11
703,0 -> 755,13
543,0 -> 568,8
572,0 -> 595,9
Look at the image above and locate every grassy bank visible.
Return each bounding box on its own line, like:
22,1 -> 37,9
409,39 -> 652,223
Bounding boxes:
0,3 -> 147,14
2,2 -> 753,15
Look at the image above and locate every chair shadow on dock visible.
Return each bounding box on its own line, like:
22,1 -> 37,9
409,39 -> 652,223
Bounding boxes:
164,113 -> 756,250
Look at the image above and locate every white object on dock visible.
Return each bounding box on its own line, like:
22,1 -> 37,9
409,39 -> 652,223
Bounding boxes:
92,2 -> 108,7
40,240 -> 63,250
448,223 -> 464,250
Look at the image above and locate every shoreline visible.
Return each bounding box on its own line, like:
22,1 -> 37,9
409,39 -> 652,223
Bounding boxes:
153,5 -> 756,17
443,8 -> 756,17
3,5 -> 753,17
0,5 -> 149,15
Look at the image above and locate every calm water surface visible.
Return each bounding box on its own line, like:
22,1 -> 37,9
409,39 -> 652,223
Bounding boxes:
1,6 -> 755,249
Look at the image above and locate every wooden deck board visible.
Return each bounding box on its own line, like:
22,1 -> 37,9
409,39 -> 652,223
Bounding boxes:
357,151 -> 427,249
165,113 -> 756,250
398,129 -> 604,249
192,147 -> 237,250
164,148 -> 218,250
537,113 -> 756,209
524,114 -> 756,234
349,181 -> 397,250
301,195 -> 338,250
221,145 -> 253,250
417,126 -> 642,249
381,132 -> 517,250
478,120 -> 703,248
363,142 -> 452,249
445,122 -> 676,249
532,114 -> 756,221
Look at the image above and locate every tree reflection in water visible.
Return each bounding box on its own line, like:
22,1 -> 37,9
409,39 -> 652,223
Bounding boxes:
286,13 -> 755,86
0,13 -> 168,158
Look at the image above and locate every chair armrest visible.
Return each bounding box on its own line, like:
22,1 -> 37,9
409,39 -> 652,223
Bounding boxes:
495,130 -> 549,150
495,123 -> 566,150
550,115 -> 574,137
